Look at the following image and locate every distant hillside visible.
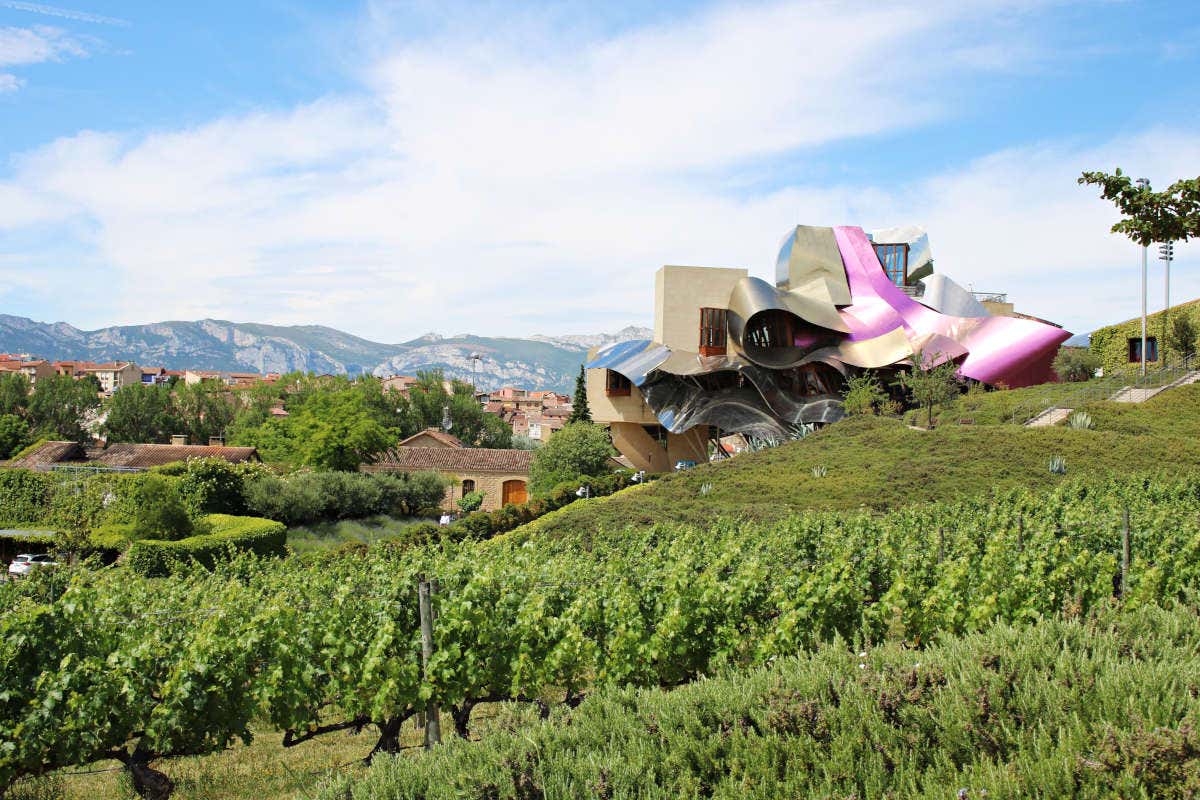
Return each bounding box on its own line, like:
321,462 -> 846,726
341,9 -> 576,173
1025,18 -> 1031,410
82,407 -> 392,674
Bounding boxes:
0,315 -> 651,392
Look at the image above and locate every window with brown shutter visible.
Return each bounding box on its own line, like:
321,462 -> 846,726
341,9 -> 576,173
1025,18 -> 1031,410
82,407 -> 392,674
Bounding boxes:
699,307 -> 727,356
605,370 -> 632,397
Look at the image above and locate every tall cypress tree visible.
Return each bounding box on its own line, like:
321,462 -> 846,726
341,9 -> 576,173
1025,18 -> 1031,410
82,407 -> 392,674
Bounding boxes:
568,365 -> 592,424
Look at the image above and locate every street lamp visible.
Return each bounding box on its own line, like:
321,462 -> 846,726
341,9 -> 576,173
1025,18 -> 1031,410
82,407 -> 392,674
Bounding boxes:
1136,177 -> 1151,375
441,404 -> 452,433
469,352 -> 482,388
1159,242 -> 1175,360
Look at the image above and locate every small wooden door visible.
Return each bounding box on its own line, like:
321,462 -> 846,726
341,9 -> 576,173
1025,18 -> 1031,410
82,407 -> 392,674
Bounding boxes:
502,479 -> 528,505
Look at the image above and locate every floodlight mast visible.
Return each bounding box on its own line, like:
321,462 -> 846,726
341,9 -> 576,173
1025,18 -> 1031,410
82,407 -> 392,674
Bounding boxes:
1159,242 -> 1174,356
1136,178 -> 1151,375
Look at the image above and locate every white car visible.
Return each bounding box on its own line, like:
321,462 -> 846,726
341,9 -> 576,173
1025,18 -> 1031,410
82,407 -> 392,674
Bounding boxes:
8,553 -> 59,578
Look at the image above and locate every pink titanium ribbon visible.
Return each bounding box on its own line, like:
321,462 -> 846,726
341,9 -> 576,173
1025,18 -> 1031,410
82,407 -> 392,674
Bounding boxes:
833,226 -> 1070,388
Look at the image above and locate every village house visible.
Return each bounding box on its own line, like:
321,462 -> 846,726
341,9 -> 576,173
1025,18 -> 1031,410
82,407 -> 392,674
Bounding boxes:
82,362 -> 141,394
0,358 -> 55,385
362,428 -> 531,512
141,366 -> 170,385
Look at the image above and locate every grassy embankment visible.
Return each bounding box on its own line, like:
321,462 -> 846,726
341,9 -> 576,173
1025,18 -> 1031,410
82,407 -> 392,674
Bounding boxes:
319,603 -> 1200,800
501,409 -> 1200,542
906,373 -> 1200,429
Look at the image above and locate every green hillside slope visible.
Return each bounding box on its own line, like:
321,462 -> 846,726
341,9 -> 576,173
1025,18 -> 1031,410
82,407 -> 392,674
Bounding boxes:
506,414 -> 1200,541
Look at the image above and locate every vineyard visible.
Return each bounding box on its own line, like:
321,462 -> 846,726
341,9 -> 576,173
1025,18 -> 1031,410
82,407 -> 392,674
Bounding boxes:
319,602 -> 1200,799
4,473 -> 1200,796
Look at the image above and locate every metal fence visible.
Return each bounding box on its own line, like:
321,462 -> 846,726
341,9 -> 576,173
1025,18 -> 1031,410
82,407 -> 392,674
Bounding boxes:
1011,354 -> 1196,425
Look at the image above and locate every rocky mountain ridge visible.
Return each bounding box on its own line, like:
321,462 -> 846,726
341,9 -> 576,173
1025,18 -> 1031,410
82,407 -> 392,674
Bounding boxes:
0,315 -> 649,393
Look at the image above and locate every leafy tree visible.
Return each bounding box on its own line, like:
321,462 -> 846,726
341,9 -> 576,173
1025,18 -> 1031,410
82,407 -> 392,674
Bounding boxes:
510,435 -> 542,450
27,374 -> 101,442
894,353 -> 961,430
0,414 -> 30,459
1077,169 -> 1200,245
1053,347 -> 1101,383
243,389 -> 393,471
406,370 -> 512,448
172,381 -> 235,445
129,474 -> 194,541
568,365 -> 592,424
1166,315 -> 1198,359
0,372 -> 30,417
103,383 -> 179,443
457,490 -> 485,514
841,371 -> 888,415
528,421 -> 616,495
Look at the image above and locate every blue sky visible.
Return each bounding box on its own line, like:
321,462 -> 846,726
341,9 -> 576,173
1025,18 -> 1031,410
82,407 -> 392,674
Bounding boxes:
1,0 -> 1198,342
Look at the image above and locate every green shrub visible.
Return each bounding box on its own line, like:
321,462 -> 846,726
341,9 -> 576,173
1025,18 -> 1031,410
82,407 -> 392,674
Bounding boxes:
243,472 -> 322,526
0,469 -> 54,526
156,458 -> 264,515
128,474 -> 194,541
841,370 -> 888,415
125,514 -> 287,576
89,523 -> 137,550
457,489 -> 485,514
1053,346 -> 1101,382
243,469 -> 447,525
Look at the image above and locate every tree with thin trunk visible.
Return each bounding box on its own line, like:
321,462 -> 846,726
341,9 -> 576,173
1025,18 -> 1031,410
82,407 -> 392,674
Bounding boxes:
894,353 -> 961,429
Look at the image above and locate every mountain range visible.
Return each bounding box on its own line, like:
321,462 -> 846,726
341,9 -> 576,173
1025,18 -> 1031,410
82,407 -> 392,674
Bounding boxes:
0,315 -> 652,392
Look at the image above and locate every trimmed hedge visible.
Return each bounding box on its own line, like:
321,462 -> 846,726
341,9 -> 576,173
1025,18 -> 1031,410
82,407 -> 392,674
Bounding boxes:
244,470 -> 447,526
125,514 -> 287,577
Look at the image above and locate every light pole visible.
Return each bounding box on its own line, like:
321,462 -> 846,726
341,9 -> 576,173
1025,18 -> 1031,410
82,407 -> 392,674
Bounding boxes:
1159,242 -> 1174,360
469,352 -> 481,391
441,404 -> 452,433
1136,177 -> 1151,375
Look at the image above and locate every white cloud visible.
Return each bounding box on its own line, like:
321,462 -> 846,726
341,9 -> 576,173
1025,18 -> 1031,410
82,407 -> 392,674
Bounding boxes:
0,24 -> 86,66
0,2 -> 129,27
1,0 -> 1194,341
0,71 -> 20,91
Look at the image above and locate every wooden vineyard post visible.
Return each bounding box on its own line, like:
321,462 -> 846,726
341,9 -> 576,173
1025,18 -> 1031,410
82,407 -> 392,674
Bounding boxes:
1120,509 -> 1131,599
418,577 -> 442,748
937,527 -> 945,564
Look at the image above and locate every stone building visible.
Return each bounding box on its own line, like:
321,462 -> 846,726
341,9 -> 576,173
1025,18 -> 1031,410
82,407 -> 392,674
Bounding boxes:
363,428 -> 532,511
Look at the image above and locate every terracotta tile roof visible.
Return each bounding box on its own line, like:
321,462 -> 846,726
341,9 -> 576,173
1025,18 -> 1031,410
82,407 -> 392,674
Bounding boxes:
370,446 -> 532,474
6,441 -> 87,469
6,440 -> 262,470
94,443 -> 261,468
397,428 -> 465,448
83,362 -> 135,372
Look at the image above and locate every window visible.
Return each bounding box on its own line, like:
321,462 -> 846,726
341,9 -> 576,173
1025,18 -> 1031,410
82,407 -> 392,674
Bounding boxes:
744,309 -> 796,350
461,479 -> 475,496
872,242 -> 909,286
605,369 -> 632,397
699,307 -> 728,356
1128,337 -> 1159,363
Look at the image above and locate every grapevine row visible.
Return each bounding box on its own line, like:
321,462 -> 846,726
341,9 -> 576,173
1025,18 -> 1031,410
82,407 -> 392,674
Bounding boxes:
2,474 -> 1199,795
